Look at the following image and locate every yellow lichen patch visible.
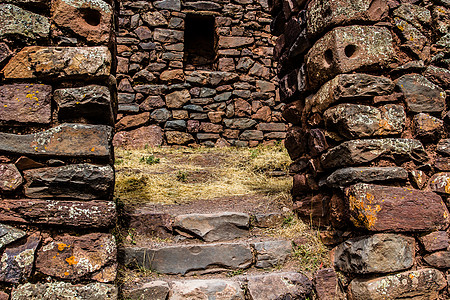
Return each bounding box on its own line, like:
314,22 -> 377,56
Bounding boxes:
57,243 -> 68,251
444,177 -> 450,194
65,256 -> 78,266
64,271 -> 69,276
91,147 -> 95,152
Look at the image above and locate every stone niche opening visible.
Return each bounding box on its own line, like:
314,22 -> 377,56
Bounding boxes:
184,13 -> 217,68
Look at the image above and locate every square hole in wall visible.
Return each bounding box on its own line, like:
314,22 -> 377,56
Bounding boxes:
184,13 -> 217,68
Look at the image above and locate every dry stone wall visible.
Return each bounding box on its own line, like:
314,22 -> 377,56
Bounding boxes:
0,0 -> 118,298
114,0 -> 285,147
271,0 -> 450,298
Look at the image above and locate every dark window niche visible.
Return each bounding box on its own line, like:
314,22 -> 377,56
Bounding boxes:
184,14 -> 217,68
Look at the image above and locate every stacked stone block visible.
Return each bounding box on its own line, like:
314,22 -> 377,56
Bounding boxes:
114,0 -> 285,147
271,0 -> 450,298
0,0 -> 118,298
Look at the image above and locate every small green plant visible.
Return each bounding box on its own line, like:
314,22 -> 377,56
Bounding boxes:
249,148 -> 260,158
177,170 -> 188,182
140,155 -> 160,165
283,214 -> 294,227
227,269 -> 244,277
114,158 -> 123,165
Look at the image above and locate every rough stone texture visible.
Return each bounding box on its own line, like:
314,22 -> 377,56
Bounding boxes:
437,139 -> 450,156
0,4 -> 50,40
397,74 -> 447,113
165,131 -> 195,145
23,164 -> 114,200
0,199 -> 115,228
333,234 -> 415,274
122,281 -> 169,300
0,224 -> 26,250
253,240 -> 292,268
0,164 -> 23,192
324,104 -> 405,138
2,46 -> 111,79
314,268 -> 345,300
0,123 -> 113,159
325,167 -> 408,188
246,272 -> 313,300
11,282 -> 118,299
170,279 -> 245,299
0,84 -> 52,124
306,26 -> 395,88
419,231 -> 449,253
0,233 -> 40,283
345,183 -> 450,232
120,243 -> 253,275
429,173 -> 450,195
0,43 -> 12,65
424,251 -> 450,268
173,212 -> 249,242
36,233 -> 116,282
349,268 -> 446,300
413,113 -> 444,142
51,0 -> 113,44
306,74 -> 394,114
321,139 -> 428,169
113,125 -> 163,149
126,210 -> 173,238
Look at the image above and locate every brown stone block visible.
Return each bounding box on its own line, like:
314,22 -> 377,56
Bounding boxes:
113,125 -> 163,149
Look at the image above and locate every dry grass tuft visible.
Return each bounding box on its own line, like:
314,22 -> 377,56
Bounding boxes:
114,144 -> 292,206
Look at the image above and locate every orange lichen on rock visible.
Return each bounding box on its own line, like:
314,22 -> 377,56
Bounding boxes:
65,256 -> 78,266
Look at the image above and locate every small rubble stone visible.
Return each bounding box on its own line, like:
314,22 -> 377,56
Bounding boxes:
171,279 -> 245,299
166,90 -> 191,108
437,139 -> 450,156
253,240 -> 292,268
429,173 -> 450,195
419,231 -> 449,252
314,268 -> 345,300
0,43 -> 12,65
113,125 -> 163,149
0,164 -> 23,192
413,113 -> 444,142
409,170 -> 428,189
122,281 -> 169,300
11,282 -> 118,299
165,131 -> 195,145
424,251 -> 450,268
0,224 -> 26,250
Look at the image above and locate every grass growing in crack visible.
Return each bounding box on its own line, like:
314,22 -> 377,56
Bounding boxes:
114,144 -> 292,206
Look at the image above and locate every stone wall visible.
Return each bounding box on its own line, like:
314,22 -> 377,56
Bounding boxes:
0,0 -> 118,298
114,0 -> 285,147
272,0 -> 450,298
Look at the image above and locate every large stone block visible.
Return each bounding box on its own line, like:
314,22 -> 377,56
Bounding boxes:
51,0 -> 113,44
2,46 -> 111,79
0,84 -> 52,125
219,36 -> 254,48
305,73 -> 394,114
349,269 -> 446,300
333,234 -> 415,274
325,167 -> 408,188
345,183 -> 450,232
0,199 -> 115,228
321,139 -> 428,169
36,233 -> 116,282
11,282 -> 118,299
0,123 -> 113,160
0,4 -> 50,40
306,26 -> 395,88
171,280 -> 245,299
324,104 -> 405,138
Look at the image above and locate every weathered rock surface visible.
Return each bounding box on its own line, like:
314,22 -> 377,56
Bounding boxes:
0,164 -> 23,192
437,139 -> 450,156
306,74 -> 394,114
36,233 -> 116,282
397,74 -> 447,113
116,113 -> 150,131
165,131 -> 194,145
173,212 -> 249,242
54,85 -> 113,125
113,125 -> 163,149
23,164 -> 113,200
0,123 -> 113,159
413,113 -> 444,142
424,251 -> 450,268
325,167 -> 408,188
349,268 -> 446,300
122,281 -> 169,300
321,139 -> 428,169
0,233 -> 40,283
2,46 -> 111,79
171,279 -> 245,299
306,26 -> 395,88
333,234 -> 415,274
126,210 -> 173,238
324,104 -> 405,138
429,173 -> 450,195
0,224 -> 26,250
11,282 -> 118,299
345,183 -> 449,232
0,199 -> 115,228
246,272 -> 313,300
120,243 -> 252,275
165,90 -> 191,108
419,231 -> 449,253
186,71 -> 238,86
0,4 -> 50,40
0,43 -> 12,65
314,268 -> 345,300
253,240 -> 292,268
0,84 -> 52,124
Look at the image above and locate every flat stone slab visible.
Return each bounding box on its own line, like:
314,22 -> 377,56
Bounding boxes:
0,224 -> 26,250
170,279 -> 245,299
11,282 -> 118,299
23,163 -> 114,200
246,272 -> 313,300
325,167 -> 408,188
419,231 -> 449,253
424,251 -> 450,268
0,199 -> 115,228
173,212 -> 249,242
321,139 -> 428,169
0,4 -> 50,40
120,243 -> 253,275
0,84 -> 52,124
122,281 -> 169,300
349,268 -> 446,300
333,234 -> 415,274
345,183 -> 450,232
2,46 -> 111,79
253,240 -> 292,268
0,123 -> 113,159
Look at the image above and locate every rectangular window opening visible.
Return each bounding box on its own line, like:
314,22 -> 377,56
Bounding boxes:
184,13 -> 217,68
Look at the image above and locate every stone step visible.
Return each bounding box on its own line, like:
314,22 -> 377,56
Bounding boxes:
125,209 -> 287,242
122,272 -> 313,300
119,239 -> 293,275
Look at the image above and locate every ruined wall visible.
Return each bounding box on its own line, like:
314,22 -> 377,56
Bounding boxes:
114,0 -> 285,147
272,0 -> 450,298
0,0 -> 118,297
